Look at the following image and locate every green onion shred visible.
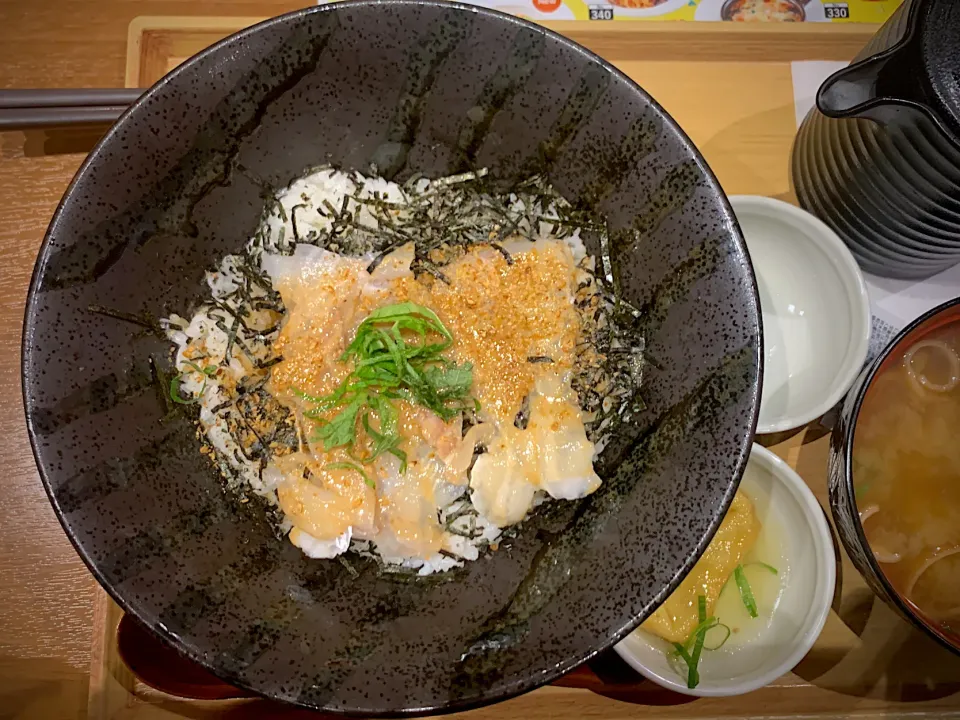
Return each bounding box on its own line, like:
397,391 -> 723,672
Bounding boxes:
295,302 -> 477,475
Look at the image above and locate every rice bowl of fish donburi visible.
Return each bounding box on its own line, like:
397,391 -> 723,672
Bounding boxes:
23,2 -> 761,714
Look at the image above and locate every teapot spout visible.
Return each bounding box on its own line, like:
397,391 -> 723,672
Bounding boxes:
817,52 -> 893,119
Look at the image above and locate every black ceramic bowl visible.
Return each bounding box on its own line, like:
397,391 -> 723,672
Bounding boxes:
829,298 -> 960,657
22,2 -> 761,714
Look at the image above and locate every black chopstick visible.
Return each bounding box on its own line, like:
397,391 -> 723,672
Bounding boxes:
0,106 -> 127,130
0,88 -> 143,109
0,89 -> 144,130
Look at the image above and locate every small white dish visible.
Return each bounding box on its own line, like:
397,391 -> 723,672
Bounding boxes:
731,195 -> 870,434
614,444 -> 835,697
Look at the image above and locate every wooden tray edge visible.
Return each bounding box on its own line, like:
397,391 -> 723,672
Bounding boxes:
125,14 -> 879,88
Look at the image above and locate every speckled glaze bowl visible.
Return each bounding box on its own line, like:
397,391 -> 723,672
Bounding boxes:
22,2 -> 761,714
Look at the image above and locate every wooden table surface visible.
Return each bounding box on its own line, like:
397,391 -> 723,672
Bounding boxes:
0,4 -> 865,719
0,4 -> 309,717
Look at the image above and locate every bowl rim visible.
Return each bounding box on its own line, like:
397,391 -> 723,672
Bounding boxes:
21,0 -> 762,714
729,195 -> 871,434
612,442 -> 836,696
837,295 -> 960,657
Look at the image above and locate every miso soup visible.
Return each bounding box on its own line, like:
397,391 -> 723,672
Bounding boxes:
854,324 -> 960,637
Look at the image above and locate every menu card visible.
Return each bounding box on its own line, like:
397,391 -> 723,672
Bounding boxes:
315,0 -> 903,23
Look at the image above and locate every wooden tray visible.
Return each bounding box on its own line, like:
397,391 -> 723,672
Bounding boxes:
89,15 -> 960,720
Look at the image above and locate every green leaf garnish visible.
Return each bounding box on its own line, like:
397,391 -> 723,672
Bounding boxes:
734,564 -> 759,618
359,404 -> 404,467
666,594 -> 734,688
422,364 -> 474,396
169,360 -> 217,405
312,392 -> 368,449
703,623 -> 731,651
298,302 -> 477,469
325,462 -> 375,489
671,641 -> 696,683
686,597 -> 708,689
169,374 -> 197,404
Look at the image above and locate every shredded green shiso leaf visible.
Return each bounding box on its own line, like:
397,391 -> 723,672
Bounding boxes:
295,302 -> 477,476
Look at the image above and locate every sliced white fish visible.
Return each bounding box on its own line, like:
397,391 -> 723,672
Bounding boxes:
369,242 -> 415,284
289,527 -> 352,559
261,244 -> 367,291
272,455 -> 377,542
445,423 -> 496,478
469,372 -> 601,526
526,377 -> 601,501
264,245 -> 371,400
470,436 -> 540,527
372,453 -> 451,562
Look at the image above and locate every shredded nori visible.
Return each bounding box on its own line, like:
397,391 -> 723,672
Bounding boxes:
88,303 -> 166,337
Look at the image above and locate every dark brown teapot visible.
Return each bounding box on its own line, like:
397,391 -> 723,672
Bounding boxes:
793,0 -> 960,280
